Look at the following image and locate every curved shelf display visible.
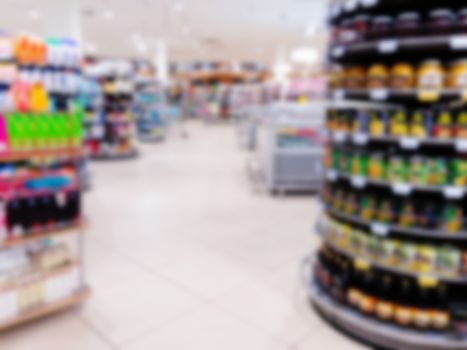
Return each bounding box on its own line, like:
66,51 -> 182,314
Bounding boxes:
326,206 -> 467,241
328,131 -> 467,152
309,282 -> 467,350
325,170 -> 467,199
317,1 -> 467,347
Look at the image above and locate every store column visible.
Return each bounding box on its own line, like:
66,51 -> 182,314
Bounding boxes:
155,40 -> 169,84
42,0 -> 82,49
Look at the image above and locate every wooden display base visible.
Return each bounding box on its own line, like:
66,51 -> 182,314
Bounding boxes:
0,286 -> 91,332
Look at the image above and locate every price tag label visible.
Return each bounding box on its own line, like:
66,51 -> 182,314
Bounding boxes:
444,186 -> 465,199
378,40 -> 399,54
344,0 -> 358,11
361,0 -> 378,7
371,223 -> 389,237
351,176 -> 367,188
333,131 -> 347,143
330,4 -> 341,18
370,89 -> 388,101
354,258 -> 370,271
450,35 -> 467,50
399,137 -> 421,150
456,139 -> 467,152
418,275 -> 439,288
333,89 -> 345,100
418,90 -> 440,102
331,46 -> 346,58
326,170 -> 339,182
392,183 -> 412,196
352,132 -> 369,145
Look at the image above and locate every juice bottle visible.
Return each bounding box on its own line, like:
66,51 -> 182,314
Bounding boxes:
376,274 -> 396,321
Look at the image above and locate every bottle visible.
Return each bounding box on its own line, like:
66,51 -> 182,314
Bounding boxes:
359,270 -> 377,315
431,284 -> 450,331
7,197 -> 24,238
414,285 -> 434,329
376,274 -> 396,322
395,278 -> 415,327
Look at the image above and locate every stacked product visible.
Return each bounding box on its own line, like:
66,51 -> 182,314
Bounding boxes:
312,1 -> 467,349
84,59 -> 137,159
0,34 -> 89,329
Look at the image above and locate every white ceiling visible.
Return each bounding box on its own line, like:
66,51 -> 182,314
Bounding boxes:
0,0 -> 329,66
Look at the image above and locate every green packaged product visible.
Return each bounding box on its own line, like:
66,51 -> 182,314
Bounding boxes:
387,155 -> 408,182
452,158 -> 467,186
409,156 -> 429,185
427,158 -> 448,185
377,199 -> 395,224
441,204 -> 464,234
436,247 -> 461,276
360,195 -> 377,220
332,149 -> 341,170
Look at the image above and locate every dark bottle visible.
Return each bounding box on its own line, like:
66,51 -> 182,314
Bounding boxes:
395,278 -> 415,327
24,196 -> 39,233
432,284 -> 450,331
67,190 -> 81,223
7,198 -> 24,239
331,253 -> 350,303
39,194 -> 54,229
414,285 -> 434,330
359,270 -> 377,315
376,273 -> 396,322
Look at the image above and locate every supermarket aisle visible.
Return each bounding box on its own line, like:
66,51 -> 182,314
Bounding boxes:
0,121 -> 366,350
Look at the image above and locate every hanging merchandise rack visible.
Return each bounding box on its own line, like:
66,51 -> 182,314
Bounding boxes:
0,34 -> 89,330
312,1 -> 467,349
84,59 -> 138,160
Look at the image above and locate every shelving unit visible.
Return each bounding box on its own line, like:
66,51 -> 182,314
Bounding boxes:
84,59 -> 138,160
313,1 -> 467,348
0,34 -> 89,330
133,80 -> 166,142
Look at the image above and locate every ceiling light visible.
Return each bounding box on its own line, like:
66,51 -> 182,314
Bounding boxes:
28,10 -> 40,20
290,47 -> 318,64
103,10 -> 114,20
173,2 -> 185,12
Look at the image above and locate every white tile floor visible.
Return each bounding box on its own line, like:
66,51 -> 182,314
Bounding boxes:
0,121 -> 368,349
